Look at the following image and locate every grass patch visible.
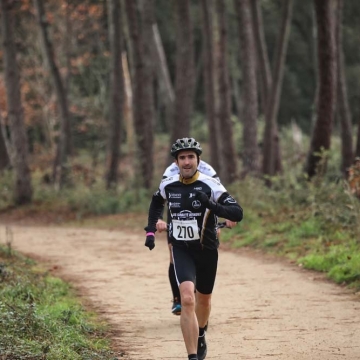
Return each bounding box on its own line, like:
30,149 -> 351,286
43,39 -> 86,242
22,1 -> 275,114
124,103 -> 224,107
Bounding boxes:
299,242 -> 360,287
0,245 -> 120,359
225,174 -> 360,290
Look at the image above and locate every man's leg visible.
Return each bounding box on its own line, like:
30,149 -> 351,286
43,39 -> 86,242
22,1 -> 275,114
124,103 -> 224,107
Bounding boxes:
195,291 -> 211,328
194,248 -> 218,359
172,245 -> 198,357
168,244 -> 181,314
195,291 -> 211,359
179,281 -> 198,356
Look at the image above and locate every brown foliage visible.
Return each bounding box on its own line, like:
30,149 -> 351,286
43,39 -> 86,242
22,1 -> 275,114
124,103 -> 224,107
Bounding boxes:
348,158 -> 360,199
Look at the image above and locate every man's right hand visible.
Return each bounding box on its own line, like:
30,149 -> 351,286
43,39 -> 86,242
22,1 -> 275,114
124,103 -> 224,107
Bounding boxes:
156,219 -> 167,233
145,233 -> 155,250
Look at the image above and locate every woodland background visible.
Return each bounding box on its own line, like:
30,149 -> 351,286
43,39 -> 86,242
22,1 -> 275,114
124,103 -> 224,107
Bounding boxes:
1,2 -> 360,357
0,0 -> 360,205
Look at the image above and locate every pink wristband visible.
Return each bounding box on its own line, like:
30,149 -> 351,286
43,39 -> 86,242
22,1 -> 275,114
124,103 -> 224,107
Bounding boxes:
146,232 -> 155,237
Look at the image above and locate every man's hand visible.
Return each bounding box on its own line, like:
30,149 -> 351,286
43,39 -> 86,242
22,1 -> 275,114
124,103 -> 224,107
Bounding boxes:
194,191 -> 216,210
156,219 -> 167,233
145,233 -> 155,250
194,191 -> 210,206
225,220 -> 237,228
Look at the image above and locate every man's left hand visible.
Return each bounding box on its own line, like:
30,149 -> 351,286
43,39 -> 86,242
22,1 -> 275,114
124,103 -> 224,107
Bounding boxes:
194,191 -> 216,210
225,220 -> 237,228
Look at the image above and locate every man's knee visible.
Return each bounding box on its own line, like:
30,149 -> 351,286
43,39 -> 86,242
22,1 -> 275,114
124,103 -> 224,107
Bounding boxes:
180,282 -> 196,307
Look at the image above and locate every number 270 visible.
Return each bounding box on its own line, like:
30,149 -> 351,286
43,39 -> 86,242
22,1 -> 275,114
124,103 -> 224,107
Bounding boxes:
177,226 -> 194,238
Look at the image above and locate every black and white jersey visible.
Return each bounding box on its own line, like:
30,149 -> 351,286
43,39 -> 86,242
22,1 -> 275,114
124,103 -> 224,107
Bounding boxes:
146,171 -> 243,250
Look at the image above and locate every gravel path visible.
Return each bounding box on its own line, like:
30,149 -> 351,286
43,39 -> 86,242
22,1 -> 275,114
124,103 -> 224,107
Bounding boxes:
3,225 -> 360,359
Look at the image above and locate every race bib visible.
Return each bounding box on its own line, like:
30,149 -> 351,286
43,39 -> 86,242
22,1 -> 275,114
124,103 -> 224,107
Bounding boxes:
172,219 -> 200,241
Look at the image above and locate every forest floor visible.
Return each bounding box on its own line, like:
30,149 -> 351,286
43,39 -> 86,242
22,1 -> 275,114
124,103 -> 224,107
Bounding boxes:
0,212 -> 359,359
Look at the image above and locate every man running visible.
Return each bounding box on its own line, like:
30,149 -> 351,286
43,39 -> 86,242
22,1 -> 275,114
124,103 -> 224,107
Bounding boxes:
157,159 -> 236,316
144,137 -> 243,360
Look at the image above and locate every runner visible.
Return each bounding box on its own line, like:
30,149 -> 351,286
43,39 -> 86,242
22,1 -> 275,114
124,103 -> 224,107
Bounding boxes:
144,137 -> 243,360
156,158 -> 236,316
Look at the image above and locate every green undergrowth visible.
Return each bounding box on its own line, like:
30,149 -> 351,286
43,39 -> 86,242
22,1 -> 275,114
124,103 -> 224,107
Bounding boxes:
0,168 -> 150,221
222,174 -> 360,291
2,164 -> 359,291
0,245 -> 120,360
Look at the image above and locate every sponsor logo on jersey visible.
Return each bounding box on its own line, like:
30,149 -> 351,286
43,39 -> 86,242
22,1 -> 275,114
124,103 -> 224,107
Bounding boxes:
169,193 -> 181,199
210,178 -> 220,184
192,200 -> 201,209
189,193 -> 196,198
193,187 -> 203,191
172,210 -> 202,219
223,195 -> 236,204
169,202 -> 181,208
165,176 -> 175,181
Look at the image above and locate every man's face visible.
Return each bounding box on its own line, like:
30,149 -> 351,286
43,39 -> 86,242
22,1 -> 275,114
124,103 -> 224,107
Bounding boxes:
175,150 -> 198,179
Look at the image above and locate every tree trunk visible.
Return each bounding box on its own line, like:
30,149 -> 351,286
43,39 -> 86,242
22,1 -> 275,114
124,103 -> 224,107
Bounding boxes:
306,0 -> 336,178
33,0 -> 72,188
201,0 -> 221,174
152,23 -> 174,133
140,0 -> 155,188
262,0 -> 293,182
122,52 -> 135,158
356,118 -> 360,158
251,0 -> 283,175
215,0 -> 237,184
234,0 -> 259,176
335,0 -> 353,176
105,0 -> 124,189
168,0 -> 195,164
0,0 -> 33,204
251,0 -> 271,116
125,0 -> 155,189
0,111 -> 14,167
0,120 -> 10,171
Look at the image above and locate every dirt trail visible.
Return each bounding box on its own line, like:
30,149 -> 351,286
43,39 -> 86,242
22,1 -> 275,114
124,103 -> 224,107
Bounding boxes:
2,225 -> 360,359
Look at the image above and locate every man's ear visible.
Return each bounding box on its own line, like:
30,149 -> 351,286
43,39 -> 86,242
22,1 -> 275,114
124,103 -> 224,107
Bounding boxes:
197,156 -> 201,165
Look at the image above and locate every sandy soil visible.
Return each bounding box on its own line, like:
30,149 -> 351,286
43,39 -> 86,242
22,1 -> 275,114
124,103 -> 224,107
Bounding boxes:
1,224 -> 359,360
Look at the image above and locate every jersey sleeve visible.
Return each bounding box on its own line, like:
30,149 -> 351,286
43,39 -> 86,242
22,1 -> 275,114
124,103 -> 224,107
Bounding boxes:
201,175 -> 243,222
145,185 -> 166,233
210,191 -> 243,222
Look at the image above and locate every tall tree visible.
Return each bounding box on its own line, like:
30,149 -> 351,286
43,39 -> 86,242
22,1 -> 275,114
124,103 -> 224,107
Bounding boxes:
0,121 -> 10,171
152,23 -> 174,134
251,0 -> 271,115
105,0 -> 124,189
262,0 -> 293,182
33,0 -> 72,188
201,0 -> 221,173
125,0 -> 155,189
356,119 -> 360,158
215,0 -> 237,184
169,0 -> 195,160
306,0 -> 336,178
234,0 -> 259,176
251,0 -> 282,174
335,0 -> 353,175
0,0 -> 33,204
